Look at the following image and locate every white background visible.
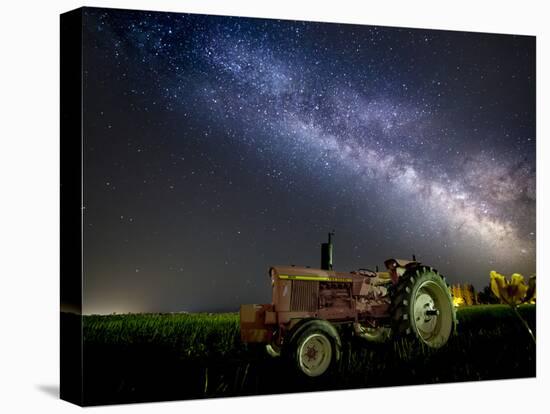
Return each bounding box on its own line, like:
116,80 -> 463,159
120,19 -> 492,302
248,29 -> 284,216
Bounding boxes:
0,0 -> 547,412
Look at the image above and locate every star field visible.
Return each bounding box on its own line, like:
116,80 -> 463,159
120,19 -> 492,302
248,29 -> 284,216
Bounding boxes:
82,8 -> 535,314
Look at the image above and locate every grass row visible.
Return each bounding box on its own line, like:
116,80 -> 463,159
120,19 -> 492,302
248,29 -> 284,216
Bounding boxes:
83,305 -> 535,355
80,304 -> 536,405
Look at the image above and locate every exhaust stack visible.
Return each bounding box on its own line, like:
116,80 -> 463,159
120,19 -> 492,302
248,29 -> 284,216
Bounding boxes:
321,231 -> 335,270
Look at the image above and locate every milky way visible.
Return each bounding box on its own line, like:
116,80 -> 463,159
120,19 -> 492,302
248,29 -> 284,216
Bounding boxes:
82,8 -> 535,314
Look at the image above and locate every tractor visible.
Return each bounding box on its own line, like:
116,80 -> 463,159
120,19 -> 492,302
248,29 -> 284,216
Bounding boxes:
240,233 -> 456,377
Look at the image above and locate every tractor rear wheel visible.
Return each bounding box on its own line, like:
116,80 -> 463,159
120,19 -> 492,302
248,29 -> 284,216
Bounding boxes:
391,266 -> 455,348
286,319 -> 341,377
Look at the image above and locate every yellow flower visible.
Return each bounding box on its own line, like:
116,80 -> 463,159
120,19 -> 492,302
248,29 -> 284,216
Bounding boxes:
525,275 -> 536,303
489,271 -> 536,344
490,270 -> 505,298
490,270 -> 529,305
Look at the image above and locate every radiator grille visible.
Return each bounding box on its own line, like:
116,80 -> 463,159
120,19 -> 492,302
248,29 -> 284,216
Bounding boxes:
290,280 -> 319,311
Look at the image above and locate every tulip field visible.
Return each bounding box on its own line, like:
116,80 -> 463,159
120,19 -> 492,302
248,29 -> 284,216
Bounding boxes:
77,304 -> 535,405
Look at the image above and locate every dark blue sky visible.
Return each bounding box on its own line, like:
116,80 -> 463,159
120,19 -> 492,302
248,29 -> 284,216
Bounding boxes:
82,7 -> 535,314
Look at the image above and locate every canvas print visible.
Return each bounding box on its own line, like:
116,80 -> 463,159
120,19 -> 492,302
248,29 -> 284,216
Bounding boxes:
60,6 -> 536,406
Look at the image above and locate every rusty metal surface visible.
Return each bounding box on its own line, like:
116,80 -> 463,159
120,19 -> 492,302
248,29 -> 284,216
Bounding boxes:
271,266 -> 353,282
240,304 -> 273,343
384,258 -> 419,284
355,274 -> 392,314
319,282 -> 352,310
240,250 -> 440,349
318,307 -> 357,320
273,279 -> 292,312
265,310 -> 277,325
269,265 -> 394,320
290,280 -> 319,312
242,258 -> 426,344
276,311 -> 317,324
271,266 -> 334,277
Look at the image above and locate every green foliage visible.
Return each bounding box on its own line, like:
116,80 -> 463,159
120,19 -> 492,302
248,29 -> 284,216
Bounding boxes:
84,312 -> 242,358
81,305 -> 535,405
477,285 -> 500,304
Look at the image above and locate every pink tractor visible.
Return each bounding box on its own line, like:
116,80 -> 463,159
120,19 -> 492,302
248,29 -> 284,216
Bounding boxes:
240,233 -> 456,377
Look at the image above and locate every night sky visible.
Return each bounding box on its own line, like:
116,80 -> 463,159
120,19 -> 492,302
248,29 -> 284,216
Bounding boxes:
82,7 -> 535,315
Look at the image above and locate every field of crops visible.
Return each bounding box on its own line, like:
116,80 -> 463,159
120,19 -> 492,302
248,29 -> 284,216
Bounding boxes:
77,304 -> 536,405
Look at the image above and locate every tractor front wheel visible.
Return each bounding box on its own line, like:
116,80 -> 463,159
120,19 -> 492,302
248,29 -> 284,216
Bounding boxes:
286,319 -> 341,377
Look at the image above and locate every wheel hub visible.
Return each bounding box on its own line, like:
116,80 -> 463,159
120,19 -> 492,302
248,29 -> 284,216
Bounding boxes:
298,333 -> 332,376
414,291 -> 439,338
305,344 -> 319,361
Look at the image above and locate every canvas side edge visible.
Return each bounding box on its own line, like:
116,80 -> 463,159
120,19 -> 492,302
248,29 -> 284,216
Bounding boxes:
60,7 -> 84,407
